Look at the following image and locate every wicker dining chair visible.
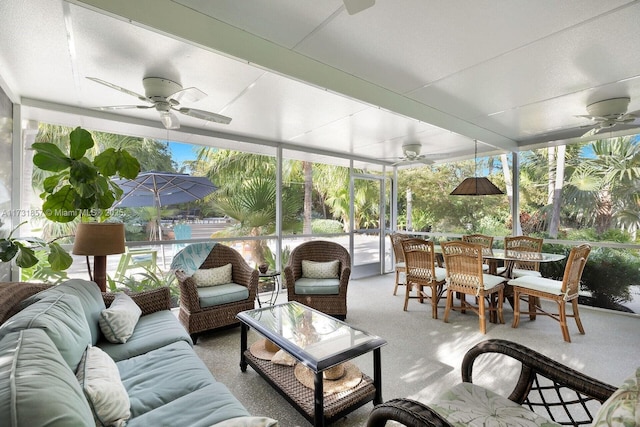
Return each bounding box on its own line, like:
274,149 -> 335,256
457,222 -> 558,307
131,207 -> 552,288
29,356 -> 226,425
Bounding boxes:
462,234 -> 493,271
497,235 -> 544,278
401,238 -> 447,318
509,244 -> 591,342
175,244 -> 258,343
389,233 -> 410,295
284,240 -> 351,319
441,241 -> 506,334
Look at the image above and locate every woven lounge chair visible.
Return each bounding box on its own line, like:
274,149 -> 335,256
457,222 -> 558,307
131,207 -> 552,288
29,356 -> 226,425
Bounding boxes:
366,339 -> 621,427
175,244 -> 258,343
284,240 -> 351,320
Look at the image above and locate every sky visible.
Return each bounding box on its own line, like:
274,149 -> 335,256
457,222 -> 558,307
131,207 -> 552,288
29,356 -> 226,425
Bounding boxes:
167,141 -> 197,171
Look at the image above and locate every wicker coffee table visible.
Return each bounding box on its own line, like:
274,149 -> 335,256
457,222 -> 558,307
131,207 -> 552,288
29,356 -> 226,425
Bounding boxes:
238,301 -> 387,427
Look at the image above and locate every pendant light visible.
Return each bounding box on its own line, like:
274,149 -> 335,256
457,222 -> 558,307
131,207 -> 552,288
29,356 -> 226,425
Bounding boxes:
450,139 -> 504,196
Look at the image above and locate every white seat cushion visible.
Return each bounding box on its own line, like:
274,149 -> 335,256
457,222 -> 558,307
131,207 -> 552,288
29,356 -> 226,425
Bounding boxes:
509,276 -> 563,296
512,269 -> 542,278
434,267 -> 447,282
395,261 -> 406,269
431,382 -> 560,427
482,274 -> 505,290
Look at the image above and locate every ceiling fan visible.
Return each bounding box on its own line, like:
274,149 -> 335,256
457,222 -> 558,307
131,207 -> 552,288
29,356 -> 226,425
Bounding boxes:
343,0 -> 375,15
388,143 -> 437,166
87,76 -> 232,129
576,97 -> 640,137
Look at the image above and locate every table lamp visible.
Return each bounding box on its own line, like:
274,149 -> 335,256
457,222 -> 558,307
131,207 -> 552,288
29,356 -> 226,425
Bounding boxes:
73,222 -> 125,292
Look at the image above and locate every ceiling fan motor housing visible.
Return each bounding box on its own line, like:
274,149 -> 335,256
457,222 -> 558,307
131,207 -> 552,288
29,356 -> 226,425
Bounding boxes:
402,143 -> 422,157
143,77 -> 182,101
586,97 -> 630,119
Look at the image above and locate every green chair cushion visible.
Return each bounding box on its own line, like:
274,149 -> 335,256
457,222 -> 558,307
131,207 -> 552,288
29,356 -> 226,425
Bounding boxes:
198,283 -> 249,308
117,340 -> 249,422
431,382 -> 560,427
0,329 -> 94,426
294,277 -> 340,295
98,310 -> 192,362
593,366 -> 639,427
0,293 -> 91,372
19,279 -> 105,344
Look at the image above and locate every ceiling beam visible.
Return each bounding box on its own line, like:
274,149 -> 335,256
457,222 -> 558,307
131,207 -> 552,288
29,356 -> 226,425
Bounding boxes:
70,0 -> 518,152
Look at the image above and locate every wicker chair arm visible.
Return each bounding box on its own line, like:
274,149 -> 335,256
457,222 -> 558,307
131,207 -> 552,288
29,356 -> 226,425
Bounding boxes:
338,265 -> 351,294
366,398 -> 452,427
102,287 -> 171,316
283,266 -> 296,293
176,270 -> 203,313
461,339 -> 617,404
230,260 -> 259,301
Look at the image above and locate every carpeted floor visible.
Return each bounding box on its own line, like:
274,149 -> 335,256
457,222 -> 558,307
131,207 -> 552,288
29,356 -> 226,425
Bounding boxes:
191,273 -> 640,427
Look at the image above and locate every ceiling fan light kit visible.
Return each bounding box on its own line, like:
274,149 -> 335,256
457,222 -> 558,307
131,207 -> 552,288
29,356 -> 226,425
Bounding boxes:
450,139 -> 504,196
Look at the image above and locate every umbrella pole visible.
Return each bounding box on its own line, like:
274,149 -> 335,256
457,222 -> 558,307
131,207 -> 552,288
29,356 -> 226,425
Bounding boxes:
156,205 -> 167,269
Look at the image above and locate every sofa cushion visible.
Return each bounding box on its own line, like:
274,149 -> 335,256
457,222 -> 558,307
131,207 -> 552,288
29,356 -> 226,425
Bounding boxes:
0,293 -> 91,372
193,263 -> 233,287
0,329 -> 94,426
117,340 -> 249,423
302,259 -> 339,279
77,345 -> 131,427
295,277 -> 340,295
592,366 -> 639,427
431,382 -> 560,427
99,292 -> 142,344
19,279 -> 106,344
212,417 -> 280,426
98,309 -> 192,362
198,283 -> 249,307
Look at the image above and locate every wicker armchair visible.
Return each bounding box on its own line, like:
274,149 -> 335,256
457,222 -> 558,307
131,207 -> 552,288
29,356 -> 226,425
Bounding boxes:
284,240 -> 351,319
176,244 -> 258,343
367,339 -> 617,427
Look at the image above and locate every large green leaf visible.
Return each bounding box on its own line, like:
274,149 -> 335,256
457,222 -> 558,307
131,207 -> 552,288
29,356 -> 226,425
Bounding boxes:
69,127 -> 94,160
32,143 -> 72,172
94,147 -> 119,176
116,149 -> 141,179
43,185 -> 79,222
0,239 -> 19,262
15,245 -> 38,269
48,242 -> 73,271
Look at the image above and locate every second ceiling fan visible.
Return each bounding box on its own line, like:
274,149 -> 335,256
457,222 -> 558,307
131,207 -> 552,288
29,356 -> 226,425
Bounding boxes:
87,76 -> 232,129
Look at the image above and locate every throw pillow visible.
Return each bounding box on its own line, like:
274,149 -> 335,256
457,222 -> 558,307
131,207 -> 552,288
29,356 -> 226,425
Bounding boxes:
193,263 -> 233,287
592,366 -> 639,427
99,292 -> 142,344
76,345 -> 131,427
301,260 -> 339,279
212,416 -> 279,427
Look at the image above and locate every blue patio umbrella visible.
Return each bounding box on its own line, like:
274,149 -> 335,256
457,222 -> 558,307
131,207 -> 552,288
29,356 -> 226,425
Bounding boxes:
113,171 -> 217,241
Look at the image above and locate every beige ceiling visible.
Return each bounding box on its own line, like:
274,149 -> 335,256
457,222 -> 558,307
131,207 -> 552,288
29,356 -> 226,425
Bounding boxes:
1,0 -> 640,169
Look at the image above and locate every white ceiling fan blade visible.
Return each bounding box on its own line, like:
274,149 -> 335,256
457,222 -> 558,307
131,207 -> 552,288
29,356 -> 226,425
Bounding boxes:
343,0 -> 375,15
159,111 -> 180,129
94,105 -> 154,111
178,107 -> 232,124
169,87 -> 207,104
582,127 -> 601,137
86,77 -> 152,102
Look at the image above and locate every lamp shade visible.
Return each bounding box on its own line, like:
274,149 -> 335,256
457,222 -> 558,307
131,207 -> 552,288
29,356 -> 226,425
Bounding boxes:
450,177 -> 504,196
72,223 -> 126,256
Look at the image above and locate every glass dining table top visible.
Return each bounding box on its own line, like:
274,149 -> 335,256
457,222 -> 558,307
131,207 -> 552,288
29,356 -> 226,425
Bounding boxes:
433,245 -> 565,262
238,301 -> 386,371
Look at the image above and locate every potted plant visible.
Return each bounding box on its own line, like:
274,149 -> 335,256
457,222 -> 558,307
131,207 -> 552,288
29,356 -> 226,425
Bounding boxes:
31,127 -> 140,289
0,221 -> 72,271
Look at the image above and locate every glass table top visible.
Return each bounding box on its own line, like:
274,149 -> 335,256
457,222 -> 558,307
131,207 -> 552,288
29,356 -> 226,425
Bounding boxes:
238,301 -> 386,371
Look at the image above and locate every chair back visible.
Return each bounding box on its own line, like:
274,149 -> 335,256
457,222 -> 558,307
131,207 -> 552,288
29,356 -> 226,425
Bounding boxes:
288,240 -> 351,279
442,241 -> 486,292
560,244 -> 591,299
389,233 -> 409,264
462,234 -> 494,248
505,235 -> 543,272
173,224 -> 192,240
401,238 -> 440,284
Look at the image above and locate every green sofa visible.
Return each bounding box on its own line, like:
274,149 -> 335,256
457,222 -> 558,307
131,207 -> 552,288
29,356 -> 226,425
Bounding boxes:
0,280 -> 275,427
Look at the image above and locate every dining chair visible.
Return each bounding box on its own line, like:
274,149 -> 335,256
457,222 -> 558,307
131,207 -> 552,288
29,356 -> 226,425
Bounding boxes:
389,233 -> 410,295
400,238 -> 447,318
497,235 -> 544,278
509,244 -> 591,342
441,241 -> 506,334
462,234 -> 493,272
